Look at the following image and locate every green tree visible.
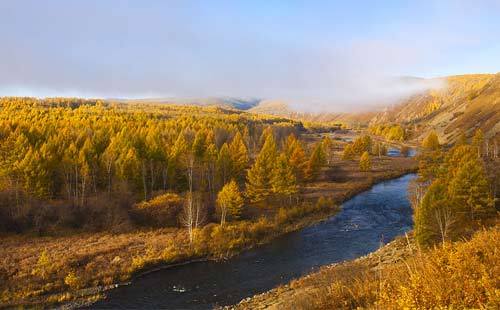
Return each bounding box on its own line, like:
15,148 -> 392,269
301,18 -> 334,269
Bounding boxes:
448,156 -> 493,221
414,180 -> 454,247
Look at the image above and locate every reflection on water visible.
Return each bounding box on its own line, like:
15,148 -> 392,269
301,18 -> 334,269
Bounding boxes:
92,174 -> 416,310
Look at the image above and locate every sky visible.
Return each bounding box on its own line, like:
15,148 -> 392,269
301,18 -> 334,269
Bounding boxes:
1,0 -> 500,111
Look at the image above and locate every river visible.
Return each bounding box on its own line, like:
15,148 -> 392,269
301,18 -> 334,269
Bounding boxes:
92,173 -> 416,309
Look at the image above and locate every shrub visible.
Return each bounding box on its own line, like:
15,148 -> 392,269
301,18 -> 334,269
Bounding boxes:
64,272 -> 82,290
131,193 -> 183,227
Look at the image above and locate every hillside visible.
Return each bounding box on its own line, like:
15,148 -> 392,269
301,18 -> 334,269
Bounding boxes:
117,97 -> 261,110
249,100 -> 377,127
370,73 -> 500,143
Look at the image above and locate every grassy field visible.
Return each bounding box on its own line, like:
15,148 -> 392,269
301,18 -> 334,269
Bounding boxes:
0,154 -> 416,308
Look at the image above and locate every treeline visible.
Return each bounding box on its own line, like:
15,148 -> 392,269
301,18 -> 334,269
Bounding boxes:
369,123 -> 407,141
0,97 -> 330,233
412,130 -> 497,247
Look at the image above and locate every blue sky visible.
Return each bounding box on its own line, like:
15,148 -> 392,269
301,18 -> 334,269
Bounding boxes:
1,1 -> 499,109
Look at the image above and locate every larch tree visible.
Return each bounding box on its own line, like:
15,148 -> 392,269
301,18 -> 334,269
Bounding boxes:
229,132 -> 249,181
422,131 -> 440,151
448,156 -> 493,222
342,144 -> 355,160
246,133 -> 277,203
217,143 -> 233,186
271,153 -> 298,204
472,129 -> 485,157
414,180 -> 454,247
359,151 -> 371,171
305,142 -> 326,181
216,180 -> 244,225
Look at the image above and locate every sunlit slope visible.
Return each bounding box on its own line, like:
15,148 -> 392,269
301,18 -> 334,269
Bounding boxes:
371,74 -> 500,142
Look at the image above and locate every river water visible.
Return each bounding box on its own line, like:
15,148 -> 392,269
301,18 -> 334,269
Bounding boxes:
92,173 -> 416,309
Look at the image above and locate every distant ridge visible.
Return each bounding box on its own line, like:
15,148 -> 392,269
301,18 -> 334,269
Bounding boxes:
115,97 -> 261,110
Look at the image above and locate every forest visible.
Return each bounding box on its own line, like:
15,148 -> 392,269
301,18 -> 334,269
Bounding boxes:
0,97 -> 334,235
0,97 -> 497,309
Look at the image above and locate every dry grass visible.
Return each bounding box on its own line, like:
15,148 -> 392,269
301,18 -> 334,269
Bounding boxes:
0,155 -> 416,308
235,224 -> 500,310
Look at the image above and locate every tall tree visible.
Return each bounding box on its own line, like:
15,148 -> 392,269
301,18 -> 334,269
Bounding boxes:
216,180 -> 244,225
271,153 -> 298,204
246,134 -> 277,203
359,151 -> 371,171
305,142 -> 326,181
229,132 -> 249,181
422,131 -> 440,151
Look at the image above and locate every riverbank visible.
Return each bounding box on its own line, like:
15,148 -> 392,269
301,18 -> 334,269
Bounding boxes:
0,156 -> 417,308
229,233 -> 417,309
231,224 -> 499,309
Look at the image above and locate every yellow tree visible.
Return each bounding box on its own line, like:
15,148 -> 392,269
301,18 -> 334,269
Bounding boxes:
422,131 -> 440,151
305,142 -> 326,181
229,132 -> 249,180
216,180 -> 244,225
271,153 -> 298,204
359,151 -> 371,171
342,144 -> 355,160
246,134 -> 277,203
472,129 -> 484,157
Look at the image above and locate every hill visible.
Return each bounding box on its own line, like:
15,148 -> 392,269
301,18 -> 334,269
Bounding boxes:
116,97 -> 261,110
370,73 -> 500,143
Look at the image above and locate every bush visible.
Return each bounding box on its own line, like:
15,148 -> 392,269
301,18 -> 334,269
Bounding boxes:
131,193 -> 183,227
64,272 -> 82,290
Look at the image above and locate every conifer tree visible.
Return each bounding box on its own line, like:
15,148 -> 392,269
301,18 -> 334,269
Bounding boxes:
457,131 -> 468,146
229,132 -> 249,180
359,151 -> 371,171
414,180 -> 453,247
216,180 -> 244,225
422,131 -> 440,151
246,134 -> 277,203
305,142 -> 326,181
342,144 -> 355,160
217,143 -> 233,186
321,136 -> 333,164
288,141 -> 307,183
472,129 -> 484,157
271,153 -> 297,203
448,156 -> 493,221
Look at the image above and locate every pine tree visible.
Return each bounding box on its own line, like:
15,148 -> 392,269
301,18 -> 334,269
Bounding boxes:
271,153 -> 297,203
359,151 -> 371,171
246,134 -> 277,203
216,180 -> 244,225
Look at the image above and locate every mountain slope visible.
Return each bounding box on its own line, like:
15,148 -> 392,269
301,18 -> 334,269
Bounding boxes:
370,74 -> 500,142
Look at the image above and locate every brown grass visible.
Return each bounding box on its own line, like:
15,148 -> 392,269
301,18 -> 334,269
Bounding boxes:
234,224 -> 500,310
